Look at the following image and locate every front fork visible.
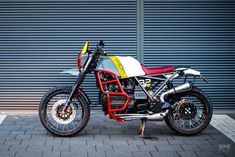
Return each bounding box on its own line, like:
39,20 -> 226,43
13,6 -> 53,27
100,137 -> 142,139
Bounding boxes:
63,72 -> 86,111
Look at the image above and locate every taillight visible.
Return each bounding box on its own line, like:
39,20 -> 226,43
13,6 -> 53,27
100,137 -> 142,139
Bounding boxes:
77,51 -> 82,71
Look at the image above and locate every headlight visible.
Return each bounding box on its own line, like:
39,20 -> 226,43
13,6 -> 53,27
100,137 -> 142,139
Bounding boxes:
77,52 -> 88,71
77,51 -> 82,71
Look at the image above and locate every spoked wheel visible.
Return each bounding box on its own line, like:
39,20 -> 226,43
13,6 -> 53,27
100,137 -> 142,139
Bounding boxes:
39,86 -> 90,136
165,87 -> 213,135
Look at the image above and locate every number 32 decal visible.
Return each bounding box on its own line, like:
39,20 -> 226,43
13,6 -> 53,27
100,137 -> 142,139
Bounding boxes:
139,79 -> 151,88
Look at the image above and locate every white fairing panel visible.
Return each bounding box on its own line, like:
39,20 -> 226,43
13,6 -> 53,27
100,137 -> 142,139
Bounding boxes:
60,69 -> 79,76
61,56 -> 145,78
117,56 -> 145,77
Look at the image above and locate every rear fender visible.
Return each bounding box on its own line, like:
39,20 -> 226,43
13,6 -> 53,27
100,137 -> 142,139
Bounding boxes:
175,67 -> 201,76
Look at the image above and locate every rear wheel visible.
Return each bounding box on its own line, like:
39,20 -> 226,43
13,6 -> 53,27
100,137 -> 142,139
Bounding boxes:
39,86 -> 90,136
164,87 -> 213,135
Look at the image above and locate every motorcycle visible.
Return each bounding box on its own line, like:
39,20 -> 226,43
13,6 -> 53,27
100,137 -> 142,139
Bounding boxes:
39,41 -> 213,137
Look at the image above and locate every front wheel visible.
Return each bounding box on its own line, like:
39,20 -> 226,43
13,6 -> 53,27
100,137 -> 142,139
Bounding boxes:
39,86 -> 90,136
164,87 -> 213,135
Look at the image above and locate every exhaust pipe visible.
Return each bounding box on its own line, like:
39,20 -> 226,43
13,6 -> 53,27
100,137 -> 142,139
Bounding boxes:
115,110 -> 168,121
145,110 -> 168,120
115,82 -> 190,121
160,82 -> 191,103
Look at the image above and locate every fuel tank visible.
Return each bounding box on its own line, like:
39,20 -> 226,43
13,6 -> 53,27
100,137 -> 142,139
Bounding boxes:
96,56 -> 145,78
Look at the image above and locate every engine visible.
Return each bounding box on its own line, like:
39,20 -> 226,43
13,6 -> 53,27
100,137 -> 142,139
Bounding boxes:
99,79 -> 149,114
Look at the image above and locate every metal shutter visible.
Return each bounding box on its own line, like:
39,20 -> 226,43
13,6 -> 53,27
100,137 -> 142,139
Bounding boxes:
144,0 -> 235,109
0,0 -> 137,109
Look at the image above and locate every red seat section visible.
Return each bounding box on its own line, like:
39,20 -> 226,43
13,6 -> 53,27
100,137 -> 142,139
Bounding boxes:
141,64 -> 174,75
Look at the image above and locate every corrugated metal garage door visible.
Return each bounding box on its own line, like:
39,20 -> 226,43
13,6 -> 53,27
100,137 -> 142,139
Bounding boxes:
0,0 -> 137,109
1,0 -> 235,110
144,0 -> 235,109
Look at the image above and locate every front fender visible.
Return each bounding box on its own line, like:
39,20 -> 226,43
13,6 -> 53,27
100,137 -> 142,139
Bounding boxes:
60,69 -> 79,76
79,89 -> 92,106
60,70 -> 91,105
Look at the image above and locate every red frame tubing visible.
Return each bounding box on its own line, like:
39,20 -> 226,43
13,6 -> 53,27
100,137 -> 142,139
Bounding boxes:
77,51 -> 82,71
96,70 -> 130,122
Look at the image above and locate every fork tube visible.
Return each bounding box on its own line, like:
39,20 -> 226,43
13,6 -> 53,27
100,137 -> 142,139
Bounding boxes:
64,54 -> 94,108
64,72 -> 86,108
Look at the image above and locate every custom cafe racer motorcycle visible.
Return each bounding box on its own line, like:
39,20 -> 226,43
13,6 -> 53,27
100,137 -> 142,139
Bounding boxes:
39,41 -> 213,137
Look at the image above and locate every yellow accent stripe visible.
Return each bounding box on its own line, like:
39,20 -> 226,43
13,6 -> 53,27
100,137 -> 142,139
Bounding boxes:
109,56 -> 127,78
81,41 -> 88,54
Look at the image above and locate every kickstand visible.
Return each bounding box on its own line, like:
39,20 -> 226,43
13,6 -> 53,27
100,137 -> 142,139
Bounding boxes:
139,119 -> 147,138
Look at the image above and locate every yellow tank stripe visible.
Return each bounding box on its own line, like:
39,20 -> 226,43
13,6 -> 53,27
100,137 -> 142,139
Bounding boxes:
109,56 -> 127,78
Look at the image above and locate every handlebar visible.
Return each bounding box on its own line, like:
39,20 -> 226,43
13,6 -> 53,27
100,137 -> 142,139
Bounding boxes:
86,41 -> 107,56
96,40 -> 106,56
83,41 -> 107,73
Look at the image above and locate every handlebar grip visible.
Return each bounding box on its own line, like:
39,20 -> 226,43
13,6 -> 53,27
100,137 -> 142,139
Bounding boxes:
98,40 -> 105,47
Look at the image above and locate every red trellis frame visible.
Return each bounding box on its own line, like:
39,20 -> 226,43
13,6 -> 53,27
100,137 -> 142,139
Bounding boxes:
96,70 -> 130,122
